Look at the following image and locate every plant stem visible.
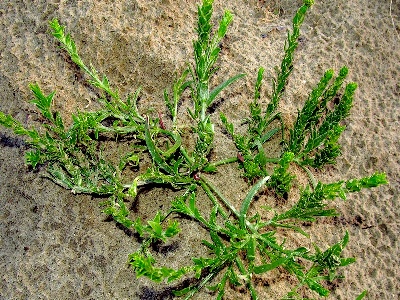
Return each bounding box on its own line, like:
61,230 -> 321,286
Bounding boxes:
199,178 -> 228,219
235,257 -> 258,300
199,82 -> 209,122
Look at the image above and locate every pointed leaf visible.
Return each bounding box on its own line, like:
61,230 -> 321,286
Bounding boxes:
305,278 -> 330,296
239,176 -> 270,229
356,290 -> 368,300
208,73 -> 246,106
253,257 -> 287,274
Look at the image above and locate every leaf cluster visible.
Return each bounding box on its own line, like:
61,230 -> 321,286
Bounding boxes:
0,0 -> 388,299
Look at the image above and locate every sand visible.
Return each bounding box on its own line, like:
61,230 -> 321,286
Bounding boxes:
0,0 -> 399,299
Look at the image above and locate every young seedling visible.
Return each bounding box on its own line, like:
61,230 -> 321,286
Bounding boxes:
0,0 -> 387,299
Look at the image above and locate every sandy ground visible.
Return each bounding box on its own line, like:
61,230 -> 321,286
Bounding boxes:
0,0 -> 399,299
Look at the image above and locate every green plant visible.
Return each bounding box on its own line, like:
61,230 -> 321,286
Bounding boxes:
0,0 -> 387,299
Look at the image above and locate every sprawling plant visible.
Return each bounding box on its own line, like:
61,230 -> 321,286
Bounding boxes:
0,0 -> 387,299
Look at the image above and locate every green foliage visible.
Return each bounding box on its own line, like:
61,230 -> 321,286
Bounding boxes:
288,67 -> 357,169
219,0 -> 317,184
0,0 -> 388,299
282,232 -> 355,298
129,251 -> 189,283
267,152 -> 295,197
356,290 -> 368,300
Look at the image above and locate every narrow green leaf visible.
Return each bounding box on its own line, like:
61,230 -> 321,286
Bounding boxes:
29,84 -> 55,121
208,73 -> 246,107
305,277 -> 330,296
173,286 -> 195,297
25,150 -> 42,168
148,221 -> 163,237
246,237 -> 256,262
355,290 -> 368,300
209,232 -> 225,255
254,67 -> 264,101
209,205 -> 218,226
165,220 -> 180,238
239,176 -> 270,229
144,118 -> 174,174
253,257 -> 287,274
